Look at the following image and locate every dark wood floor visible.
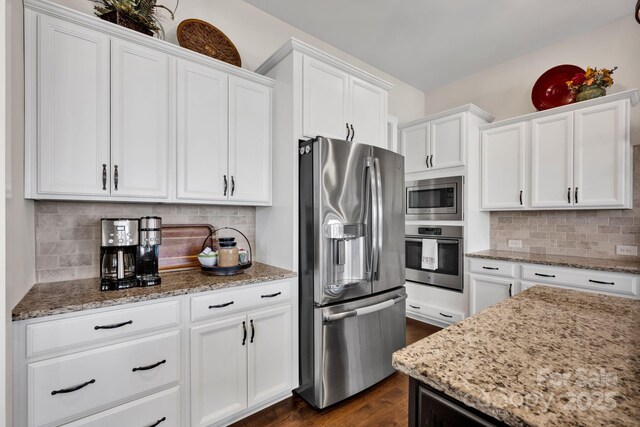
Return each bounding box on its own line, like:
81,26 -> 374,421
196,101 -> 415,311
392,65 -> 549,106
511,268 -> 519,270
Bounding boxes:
232,318 -> 441,427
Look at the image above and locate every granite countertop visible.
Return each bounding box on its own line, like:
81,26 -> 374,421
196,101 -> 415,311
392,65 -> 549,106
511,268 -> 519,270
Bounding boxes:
392,286 -> 640,427
12,262 -> 296,321
466,249 -> 640,275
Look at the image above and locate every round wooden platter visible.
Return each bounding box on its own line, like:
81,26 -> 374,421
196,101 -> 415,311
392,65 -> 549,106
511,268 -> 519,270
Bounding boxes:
177,18 -> 241,67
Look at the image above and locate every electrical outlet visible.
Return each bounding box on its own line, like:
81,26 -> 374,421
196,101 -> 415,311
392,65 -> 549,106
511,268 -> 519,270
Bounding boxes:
508,239 -> 523,248
616,245 -> 638,256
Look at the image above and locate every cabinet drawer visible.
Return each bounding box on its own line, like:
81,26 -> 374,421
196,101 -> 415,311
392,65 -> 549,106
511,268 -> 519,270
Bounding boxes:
62,386 -> 180,427
191,280 -> 291,322
522,265 -> 637,297
27,300 -> 180,358
468,259 -> 516,278
29,331 -> 180,427
406,300 -> 463,324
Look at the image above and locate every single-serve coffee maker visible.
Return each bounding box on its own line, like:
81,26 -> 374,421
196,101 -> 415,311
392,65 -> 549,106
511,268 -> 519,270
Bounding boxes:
137,216 -> 162,286
100,219 -> 139,291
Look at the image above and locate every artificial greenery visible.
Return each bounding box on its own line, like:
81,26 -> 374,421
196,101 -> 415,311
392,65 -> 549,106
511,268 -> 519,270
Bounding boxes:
91,0 -> 179,37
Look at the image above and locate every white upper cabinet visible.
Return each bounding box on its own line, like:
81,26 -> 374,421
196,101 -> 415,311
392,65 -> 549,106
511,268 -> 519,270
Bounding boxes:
531,112 -> 573,208
25,3 -> 274,205
110,39 -> 170,199
429,112 -> 465,170
302,55 -> 389,147
401,124 -> 429,174
35,15 -> 111,197
302,56 -> 350,140
573,100 -> 627,207
228,77 -> 272,203
176,59 -> 229,201
480,122 -> 526,210
481,93 -> 637,211
349,76 -> 387,148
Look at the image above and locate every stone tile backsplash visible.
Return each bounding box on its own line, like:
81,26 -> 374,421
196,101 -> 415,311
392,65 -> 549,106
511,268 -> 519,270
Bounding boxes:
35,201 -> 255,283
490,146 -> 640,261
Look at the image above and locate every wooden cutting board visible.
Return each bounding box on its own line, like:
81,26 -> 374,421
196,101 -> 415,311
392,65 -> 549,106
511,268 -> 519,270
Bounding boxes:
159,224 -> 215,271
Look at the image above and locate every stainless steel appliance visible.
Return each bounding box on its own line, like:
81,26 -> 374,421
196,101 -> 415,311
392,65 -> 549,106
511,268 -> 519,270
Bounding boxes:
298,136 -> 406,409
137,216 -> 162,286
405,225 -> 463,292
405,176 -> 463,221
100,219 -> 139,291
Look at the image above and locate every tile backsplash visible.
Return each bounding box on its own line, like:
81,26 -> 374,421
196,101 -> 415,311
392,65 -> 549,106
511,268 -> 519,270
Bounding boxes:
490,146 -> 640,261
35,201 -> 255,283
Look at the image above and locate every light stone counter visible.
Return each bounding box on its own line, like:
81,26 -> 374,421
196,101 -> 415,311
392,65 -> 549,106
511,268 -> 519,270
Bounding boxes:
393,286 -> 640,427
12,262 -> 296,321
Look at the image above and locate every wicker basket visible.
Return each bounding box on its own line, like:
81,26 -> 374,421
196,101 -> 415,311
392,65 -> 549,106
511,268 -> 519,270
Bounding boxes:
99,10 -> 154,36
177,19 -> 242,67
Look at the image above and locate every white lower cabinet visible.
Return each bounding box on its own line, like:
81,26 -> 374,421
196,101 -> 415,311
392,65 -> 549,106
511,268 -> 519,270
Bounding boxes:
62,386 -> 180,427
469,275 -> 515,315
191,303 -> 292,426
14,279 -> 296,427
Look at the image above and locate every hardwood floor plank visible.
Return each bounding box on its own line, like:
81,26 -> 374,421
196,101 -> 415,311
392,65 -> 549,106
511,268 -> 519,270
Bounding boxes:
232,318 -> 441,426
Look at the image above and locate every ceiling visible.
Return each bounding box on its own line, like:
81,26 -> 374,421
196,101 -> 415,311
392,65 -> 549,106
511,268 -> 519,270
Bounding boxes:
244,0 -> 633,91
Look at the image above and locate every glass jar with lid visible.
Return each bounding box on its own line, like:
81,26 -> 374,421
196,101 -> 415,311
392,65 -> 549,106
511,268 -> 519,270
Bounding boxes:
218,240 -> 239,267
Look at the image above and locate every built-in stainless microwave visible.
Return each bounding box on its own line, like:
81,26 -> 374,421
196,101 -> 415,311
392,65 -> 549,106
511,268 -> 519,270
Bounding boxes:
405,176 -> 463,221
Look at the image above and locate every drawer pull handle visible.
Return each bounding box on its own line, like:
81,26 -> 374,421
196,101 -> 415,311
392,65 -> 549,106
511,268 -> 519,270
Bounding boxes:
242,321 -> 247,346
409,304 -> 420,309
482,266 -> 498,270
535,273 -> 556,278
51,378 -> 95,395
250,319 -> 255,343
147,417 -> 166,427
209,301 -> 234,309
132,359 -> 166,372
589,279 -> 615,286
94,320 -> 133,330
261,291 -> 282,298
439,312 -> 453,318
509,283 -> 513,297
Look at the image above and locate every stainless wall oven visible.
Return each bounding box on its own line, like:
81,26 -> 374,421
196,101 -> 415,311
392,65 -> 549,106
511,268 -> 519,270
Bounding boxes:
405,176 -> 463,221
405,225 -> 463,292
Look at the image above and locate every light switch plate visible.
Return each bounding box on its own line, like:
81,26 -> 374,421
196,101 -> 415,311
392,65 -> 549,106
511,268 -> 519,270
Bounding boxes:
616,245 -> 638,256
508,239 -> 523,248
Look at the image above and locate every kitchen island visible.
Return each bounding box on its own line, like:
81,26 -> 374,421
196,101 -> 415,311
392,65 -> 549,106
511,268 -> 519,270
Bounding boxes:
392,286 -> 639,427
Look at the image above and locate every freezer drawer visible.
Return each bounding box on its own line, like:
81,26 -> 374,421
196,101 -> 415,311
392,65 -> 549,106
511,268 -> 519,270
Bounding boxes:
298,287 -> 406,409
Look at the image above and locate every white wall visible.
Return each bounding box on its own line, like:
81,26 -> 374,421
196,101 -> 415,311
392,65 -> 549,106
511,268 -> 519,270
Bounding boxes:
424,15 -> 640,144
52,0 -> 426,123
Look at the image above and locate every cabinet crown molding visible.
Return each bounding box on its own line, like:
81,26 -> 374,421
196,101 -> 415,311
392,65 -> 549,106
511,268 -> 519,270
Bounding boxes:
480,89 -> 639,131
24,0 -> 274,87
399,103 -> 494,129
255,37 -> 394,91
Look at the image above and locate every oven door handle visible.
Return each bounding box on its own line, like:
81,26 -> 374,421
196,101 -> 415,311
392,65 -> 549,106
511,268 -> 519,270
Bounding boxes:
323,294 -> 407,323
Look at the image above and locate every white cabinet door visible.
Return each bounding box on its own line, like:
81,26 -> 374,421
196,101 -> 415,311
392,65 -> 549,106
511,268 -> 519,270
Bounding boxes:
349,76 -> 387,148
111,39 -> 169,199
228,76 -> 272,203
36,15 -> 111,196
191,315 -> 247,427
247,305 -> 292,408
302,56 -> 349,140
429,112 -> 465,170
573,100 -> 627,207
469,275 -> 514,315
401,124 -> 429,174
176,59 -> 228,201
481,122 -> 526,209
531,112 -> 574,208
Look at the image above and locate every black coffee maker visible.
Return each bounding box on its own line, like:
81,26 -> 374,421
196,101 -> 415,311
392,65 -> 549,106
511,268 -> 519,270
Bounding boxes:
100,219 -> 139,291
137,216 -> 162,286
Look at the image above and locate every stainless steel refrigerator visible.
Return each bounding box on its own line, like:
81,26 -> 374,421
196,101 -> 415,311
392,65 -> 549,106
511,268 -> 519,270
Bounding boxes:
298,136 -> 406,409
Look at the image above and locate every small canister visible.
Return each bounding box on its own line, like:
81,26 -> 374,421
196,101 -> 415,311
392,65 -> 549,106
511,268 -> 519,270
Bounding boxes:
218,240 -> 239,267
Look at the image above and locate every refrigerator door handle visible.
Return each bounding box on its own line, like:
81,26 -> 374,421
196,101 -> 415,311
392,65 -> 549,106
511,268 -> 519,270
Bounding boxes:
373,157 -> 383,280
367,158 -> 379,282
323,294 -> 407,323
